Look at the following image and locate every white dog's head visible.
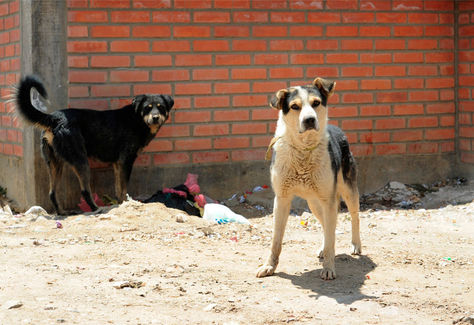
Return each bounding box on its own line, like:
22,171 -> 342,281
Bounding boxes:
270,77 -> 336,140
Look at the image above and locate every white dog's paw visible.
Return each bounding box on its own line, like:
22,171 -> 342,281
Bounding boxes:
256,264 -> 276,278
320,267 -> 336,280
317,246 -> 325,259
351,242 -> 362,255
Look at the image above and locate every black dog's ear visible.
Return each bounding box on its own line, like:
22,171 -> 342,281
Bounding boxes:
269,88 -> 289,110
132,94 -> 146,112
161,95 -> 174,111
312,77 -> 336,98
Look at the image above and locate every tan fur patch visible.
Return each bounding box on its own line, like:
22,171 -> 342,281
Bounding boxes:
43,130 -> 54,145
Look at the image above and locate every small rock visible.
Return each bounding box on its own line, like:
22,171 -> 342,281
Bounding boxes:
203,303 -> 217,312
25,206 -> 48,217
4,300 -> 23,309
176,214 -> 187,223
389,181 -> 406,190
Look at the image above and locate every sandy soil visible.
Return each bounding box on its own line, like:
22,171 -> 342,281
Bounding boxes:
0,186 -> 473,324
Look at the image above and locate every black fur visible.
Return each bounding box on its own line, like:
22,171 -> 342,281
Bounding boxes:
327,124 -> 357,188
15,75 -> 174,214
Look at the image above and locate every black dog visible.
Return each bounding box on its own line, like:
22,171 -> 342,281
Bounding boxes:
15,75 -> 174,214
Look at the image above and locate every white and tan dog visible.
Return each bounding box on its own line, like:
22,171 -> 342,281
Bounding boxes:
257,77 -> 361,280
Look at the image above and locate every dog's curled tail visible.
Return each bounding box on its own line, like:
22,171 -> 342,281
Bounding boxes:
15,75 -> 56,129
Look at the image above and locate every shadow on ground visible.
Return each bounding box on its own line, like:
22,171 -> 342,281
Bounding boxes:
277,254 -> 377,305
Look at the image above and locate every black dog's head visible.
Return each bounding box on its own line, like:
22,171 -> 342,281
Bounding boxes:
132,94 -> 174,133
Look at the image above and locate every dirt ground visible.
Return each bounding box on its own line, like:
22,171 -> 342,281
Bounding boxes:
1,182 -> 473,324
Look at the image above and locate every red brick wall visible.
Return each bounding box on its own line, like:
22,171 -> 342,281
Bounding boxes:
0,0 -> 20,157
458,1 -> 474,164
64,0 -> 464,167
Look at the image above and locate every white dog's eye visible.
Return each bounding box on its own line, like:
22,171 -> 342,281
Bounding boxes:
291,104 -> 300,110
148,104 -> 153,108
312,100 -> 321,108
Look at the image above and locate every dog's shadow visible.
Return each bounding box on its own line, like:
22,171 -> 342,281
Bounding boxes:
277,254 -> 377,304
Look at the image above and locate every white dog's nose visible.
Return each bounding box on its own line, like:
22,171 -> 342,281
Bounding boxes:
302,116 -> 318,131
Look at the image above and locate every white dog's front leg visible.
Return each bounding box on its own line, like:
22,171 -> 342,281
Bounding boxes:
257,196 -> 292,277
320,201 -> 338,280
307,199 -> 325,258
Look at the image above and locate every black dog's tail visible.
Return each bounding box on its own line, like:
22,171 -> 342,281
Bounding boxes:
15,75 -> 56,129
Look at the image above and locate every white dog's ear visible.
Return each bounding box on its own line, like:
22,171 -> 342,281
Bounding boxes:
269,89 -> 289,110
313,77 -> 336,98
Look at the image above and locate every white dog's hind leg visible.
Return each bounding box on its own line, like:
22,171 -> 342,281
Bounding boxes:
340,184 -> 362,255
320,200 -> 338,280
257,196 -> 291,277
307,199 -> 325,258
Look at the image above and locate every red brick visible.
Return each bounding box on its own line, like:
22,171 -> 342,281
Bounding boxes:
194,96 -> 230,108
408,143 -> 438,154
269,67 -> 303,79
425,26 -> 453,37
143,140 -> 173,153
327,0 -> 357,9
253,135 -> 273,148
426,103 -> 455,114
425,52 -> 454,63
154,153 -> 190,165
132,154 -> 150,167
290,0 -> 323,9
308,12 -> 340,23
426,78 -> 454,89
375,66 -> 406,77
232,149 -> 266,161
214,26 -> 249,38
253,0 -> 286,9
407,39 -> 438,50
376,92 -> 408,103
255,54 -> 288,65
360,26 -> 391,37
408,65 -> 438,76
216,54 -> 251,66
253,26 -> 287,37
110,71 -> 149,83
68,26 -> 88,38
194,40 -> 229,52
232,123 -> 267,135
408,117 -> 438,128
152,40 -> 190,52
111,40 -> 149,52
270,40 -> 304,51
342,67 -> 373,78
342,119 -> 372,130
425,129 -> 454,140
231,68 -> 266,80
341,39 -> 373,50
155,125 -> 190,138
175,111 -> 211,123
90,0 -> 130,8
68,11 -> 108,23
133,84 -> 171,95
132,0 -> 171,7
13,145 -> 23,157
328,106 -> 358,118
69,99 -> 109,110
425,0 -> 453,10
306,40 -> 339,51
375,40 -> 406,50
194,11 -> 230,23
233,11 -> 267,22
152,70 -> 189,82
334,80 -> 358,90
134,55 -> 172,67
291,54 -> 324,65
326,53 -> 358,64
214,137 -> 250,149
252,109 -> 279,121
306,67 -> 339,78
3,144 -> 13,155
290,26 -> 324,37
326,26 -> 357,37
392,130 -> 423,142
360,105 -> 391,116
91,85 -> 130,97
132,26 -> 170,38
175,0 -> 211,8
69,86 -> 89,98
232,40 -> 267,51
459,25 -> 474,37
376,144 -> 406,155
393,104 -> 424,115
394,78 -> 424,89
193,124 -> 229,136
393,52 -> 423,63
360,132 -> 390,143
175,83 -> 211,95
253,81 -> 287,93
214,110 -> 249,121
67,41 -> 107,53
91,56 -> 130,67
111,11 -> 150,23
406,13 -> 438,24
67,0 -> 88,8
271,12 -> 305,23
152,11 -> 190,23
175,54 -> 212,66
233,95 -> 268,107
193,151 -> 230,164
69,56 -> 89,68
343,12 -> 375,23
360,53 -> 392,64
70,71 -> 107,83
440,116 -> 455,127
193,69 -> 229,81
215,0 -> 250,8
215,82 -> 250,94
375,118 -> 405,129
409,91 -> 439,102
